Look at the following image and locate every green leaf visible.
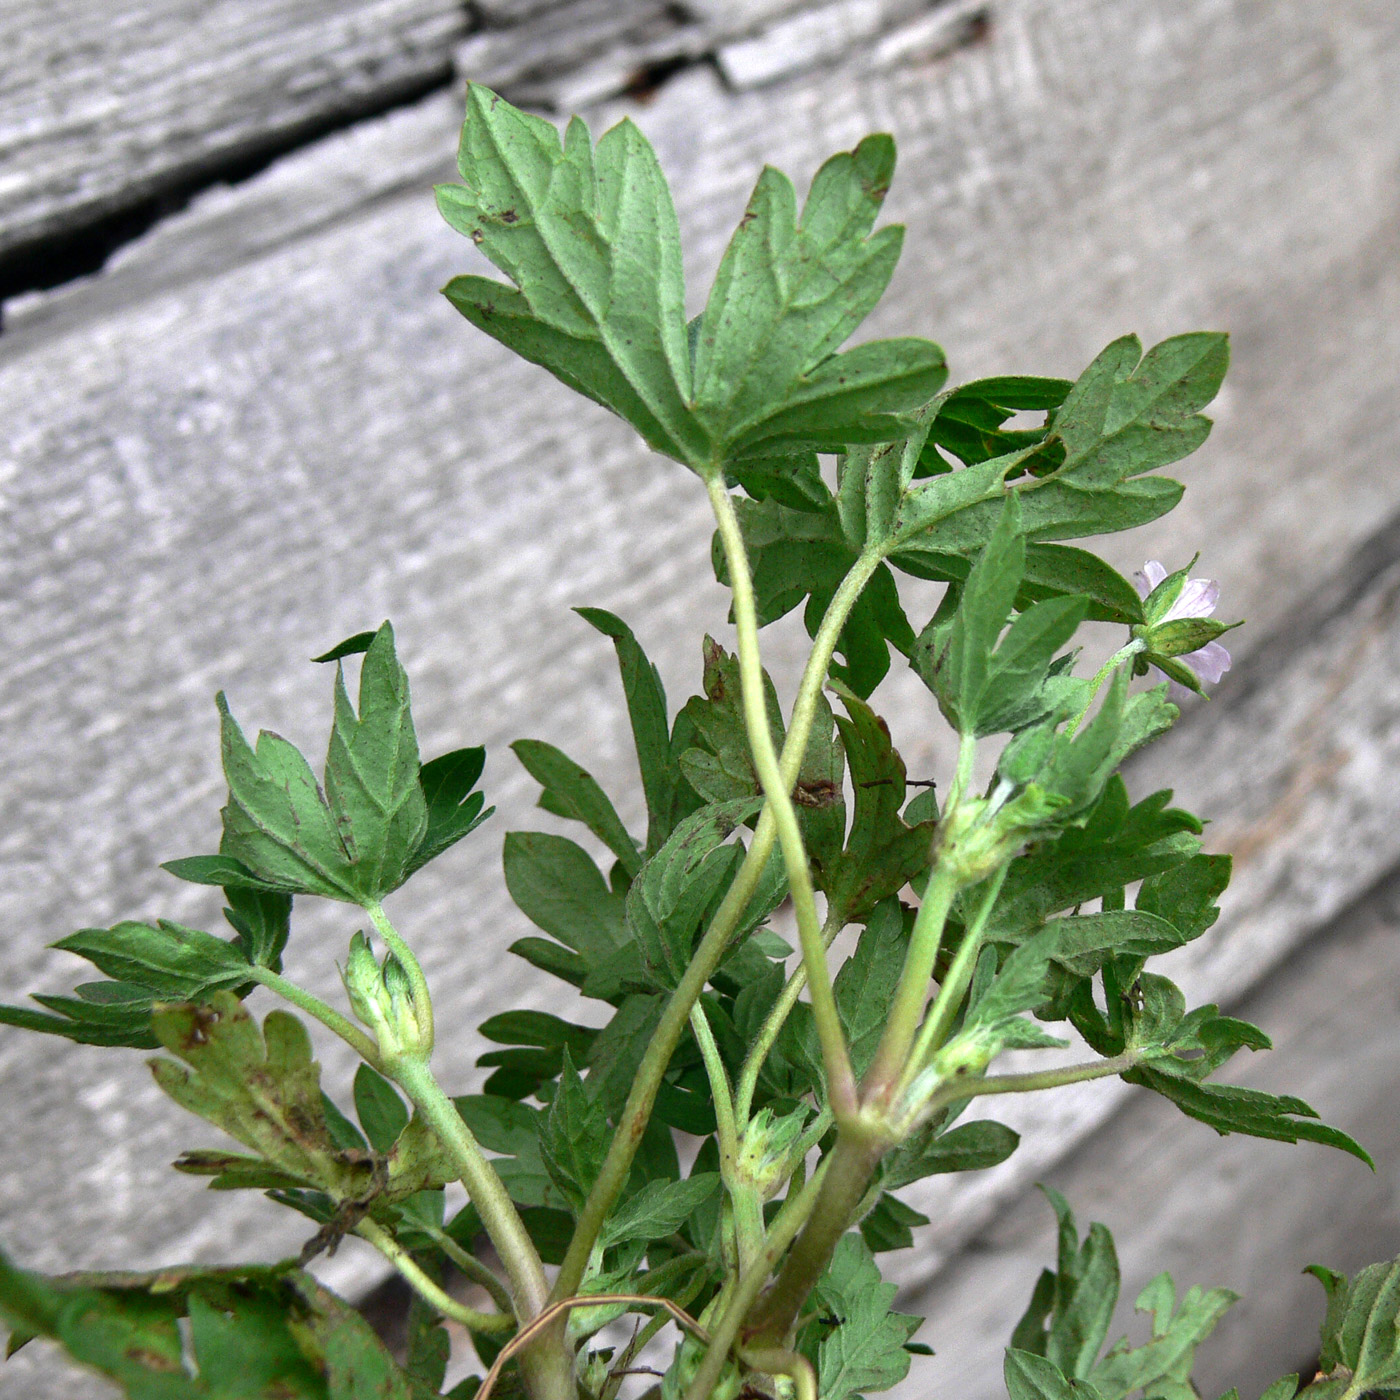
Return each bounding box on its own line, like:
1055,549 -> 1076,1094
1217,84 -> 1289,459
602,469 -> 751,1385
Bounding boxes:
919,493 -> 1026,733
323,622 -> 429,899
311,632 -> 377,663
585,993 -> 664,1119
624,799 -> 764,992
0,911 -> 274,1052
539,1051 -> 610,1215
161,854 -> 291,894
1303,1259 -> 1400,1395
882,1118 -> 1020,1190
993,781 -> 1204,939
503,832 -> 628,965
1054,333 -> 1229,488
1124,1062 -> 1373,1166
886,334 -> 1226,577
352,1065 -> 409,1153
858,1193 -> 930,1253
1008,1189 -> 1119,1381
819,692 -> 937,923
148,993 -> 373,1200
479,1010 -> 597,1058
440,88 -> 945,470
439,85 -> 701,464
812,1234 -> 920,1400
691,133 -> 945,456
511,739 -> 641,878
599,1174 -> 721,1249
576,608 -> 685,853
1044,909 -> 1197,978
507,936 -> 588,991
53,923 -> 252,999
1089,1271 -> 1238,1400
1006,1350 -> 1102,1400
406,746 -> 492,877
676,637 -> 781,807
0,1255 -> 415,1399
216,696 -> 354,901
221,888 -> 292,971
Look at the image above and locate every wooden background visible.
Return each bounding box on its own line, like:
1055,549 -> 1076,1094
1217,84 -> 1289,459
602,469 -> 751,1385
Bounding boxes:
2,1 -> 1399,1395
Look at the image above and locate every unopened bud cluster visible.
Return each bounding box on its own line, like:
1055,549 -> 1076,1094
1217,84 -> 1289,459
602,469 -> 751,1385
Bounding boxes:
342,931 -> 431,1063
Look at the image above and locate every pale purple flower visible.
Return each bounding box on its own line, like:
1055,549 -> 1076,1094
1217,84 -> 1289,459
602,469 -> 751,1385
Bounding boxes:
1134,559 -> 1233,693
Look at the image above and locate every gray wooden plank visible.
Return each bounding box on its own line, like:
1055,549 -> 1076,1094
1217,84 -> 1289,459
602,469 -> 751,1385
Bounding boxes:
0,0 -> 471,260
2,1 -> 1399,1394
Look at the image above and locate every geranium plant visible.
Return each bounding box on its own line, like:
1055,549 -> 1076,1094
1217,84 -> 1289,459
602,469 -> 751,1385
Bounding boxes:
0,84 -> 1386,1400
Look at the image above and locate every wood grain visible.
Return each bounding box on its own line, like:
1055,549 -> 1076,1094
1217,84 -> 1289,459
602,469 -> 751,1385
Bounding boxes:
0,0 -> 471,260
2,1 -> 1399,1395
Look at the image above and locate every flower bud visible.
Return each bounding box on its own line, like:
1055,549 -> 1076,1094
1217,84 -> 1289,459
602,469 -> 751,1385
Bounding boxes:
736,1106 -> 809,1201
341,932 -> 430,1062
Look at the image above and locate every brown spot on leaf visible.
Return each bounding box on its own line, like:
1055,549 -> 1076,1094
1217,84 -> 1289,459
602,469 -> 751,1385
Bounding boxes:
499,208 -> 519,224
125,1347 -> 182,1372
793,779 -> 842,808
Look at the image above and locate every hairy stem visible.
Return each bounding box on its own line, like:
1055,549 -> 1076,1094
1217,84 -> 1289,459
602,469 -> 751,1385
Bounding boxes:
552,529 -> 883,1303
734,904 -> 847,1125
861,863 -> 959,1100
707,471 -> 857,1121
682,1159 -> 830,1400
1066,639 -> 1145,738
906,862 -> 1010,1080
742,1130 -> 884,1346
356,1218 -> 514,1334
391,1058 -> 574,1400
407,1217 -> 515,1313
691,1001 -> 764,1272
924,1051 -> 1138,1115
247,966 -> 383,1070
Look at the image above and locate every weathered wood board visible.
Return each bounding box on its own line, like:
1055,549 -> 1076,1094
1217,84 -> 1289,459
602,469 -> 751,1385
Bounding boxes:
0,0 -> 469,261
2,1 -> 1399,1395
900,864 -> 1400,1400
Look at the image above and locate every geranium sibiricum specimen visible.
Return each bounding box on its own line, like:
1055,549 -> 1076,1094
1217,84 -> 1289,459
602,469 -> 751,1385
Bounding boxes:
0,82 -> 1380,1400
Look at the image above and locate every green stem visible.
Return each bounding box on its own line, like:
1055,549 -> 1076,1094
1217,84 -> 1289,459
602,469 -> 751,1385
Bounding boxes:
355,1218 -> 514,1334
861,863 -> 959,1101
1066,639 -> 1145,738
682,1160 -> 830,1400
406,1217 -> 515,1313
738,1346 -> 817,1400
734,904 -> 847,1125
365,900 -> 434,1054
897,863 -> 1009,1099
690,1001 -> 740,1168
550,813 -> 776,1303
742,1130 -> 883,1346
707,472 -> 857,1122
391,1059 -> 547,1319
552,533 -> 883,1305
391,1059 -> 574,1400
923,1051 -> 1137,1116
906,862 -> 1010,1083
247,966 -> 383,1070
690,1002 -> 764,1272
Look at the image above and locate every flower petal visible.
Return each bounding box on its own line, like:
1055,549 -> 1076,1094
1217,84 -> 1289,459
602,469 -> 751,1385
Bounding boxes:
1183,639 -> 1231,686
1134,560 -> 1168,598
1165,577 -> 1220,621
